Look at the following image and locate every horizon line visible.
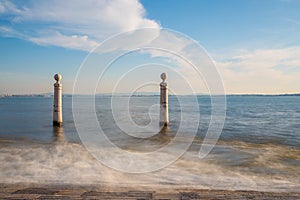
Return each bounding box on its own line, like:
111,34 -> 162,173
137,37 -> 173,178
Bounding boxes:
1,92 -> 300,97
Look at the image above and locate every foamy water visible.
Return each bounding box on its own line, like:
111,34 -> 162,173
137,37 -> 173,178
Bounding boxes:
0,139 -> 299,192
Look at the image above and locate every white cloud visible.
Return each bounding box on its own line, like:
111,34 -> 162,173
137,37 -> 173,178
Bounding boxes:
0,25 -> 26,39
0,3 -> 4,13
29,32 -> 99,51
0,0 -> 160,51
140,30 -> 224,94
0,26 -> 14,34
215,47 -> 300,94
0,0 -> 18,14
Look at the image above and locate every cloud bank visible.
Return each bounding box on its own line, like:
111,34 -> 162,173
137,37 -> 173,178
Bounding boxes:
0,0 -> 160,51
216,47 -> 300,94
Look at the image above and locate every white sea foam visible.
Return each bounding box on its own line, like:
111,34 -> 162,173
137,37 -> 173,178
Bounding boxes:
0,141 -> 299,192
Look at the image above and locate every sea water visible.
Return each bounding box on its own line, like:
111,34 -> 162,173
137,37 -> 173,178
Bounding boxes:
0,95 -> 299,192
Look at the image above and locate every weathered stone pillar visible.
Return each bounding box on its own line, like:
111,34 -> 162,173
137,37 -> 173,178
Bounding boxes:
160,73 -> 169,127
53,74 -> 63,127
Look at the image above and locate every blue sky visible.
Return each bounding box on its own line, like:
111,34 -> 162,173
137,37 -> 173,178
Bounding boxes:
0,0 -> 300,94
142,0 -> 300,50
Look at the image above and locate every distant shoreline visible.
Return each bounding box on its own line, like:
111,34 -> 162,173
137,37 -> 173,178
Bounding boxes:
1,93 -> 300,98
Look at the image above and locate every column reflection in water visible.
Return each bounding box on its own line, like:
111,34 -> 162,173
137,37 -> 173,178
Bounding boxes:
52,126 -> 65,143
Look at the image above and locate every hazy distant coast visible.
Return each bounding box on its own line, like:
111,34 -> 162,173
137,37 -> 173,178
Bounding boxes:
1,93 -> 300,98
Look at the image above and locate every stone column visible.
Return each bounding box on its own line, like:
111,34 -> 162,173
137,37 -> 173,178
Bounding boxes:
160,73 -> 169,127
53,74 -> 63,127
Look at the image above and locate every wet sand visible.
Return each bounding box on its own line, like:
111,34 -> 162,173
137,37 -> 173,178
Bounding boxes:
0,184 -> 299,199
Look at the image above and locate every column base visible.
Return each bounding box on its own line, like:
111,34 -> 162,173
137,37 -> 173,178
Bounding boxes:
53,121 -> 63,127
159,121 -> 169,127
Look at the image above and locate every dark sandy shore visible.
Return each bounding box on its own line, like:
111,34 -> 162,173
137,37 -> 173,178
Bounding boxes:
0,184 -> 299,200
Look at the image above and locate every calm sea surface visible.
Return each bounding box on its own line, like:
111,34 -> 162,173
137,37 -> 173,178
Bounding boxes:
0,95 -> 299,191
